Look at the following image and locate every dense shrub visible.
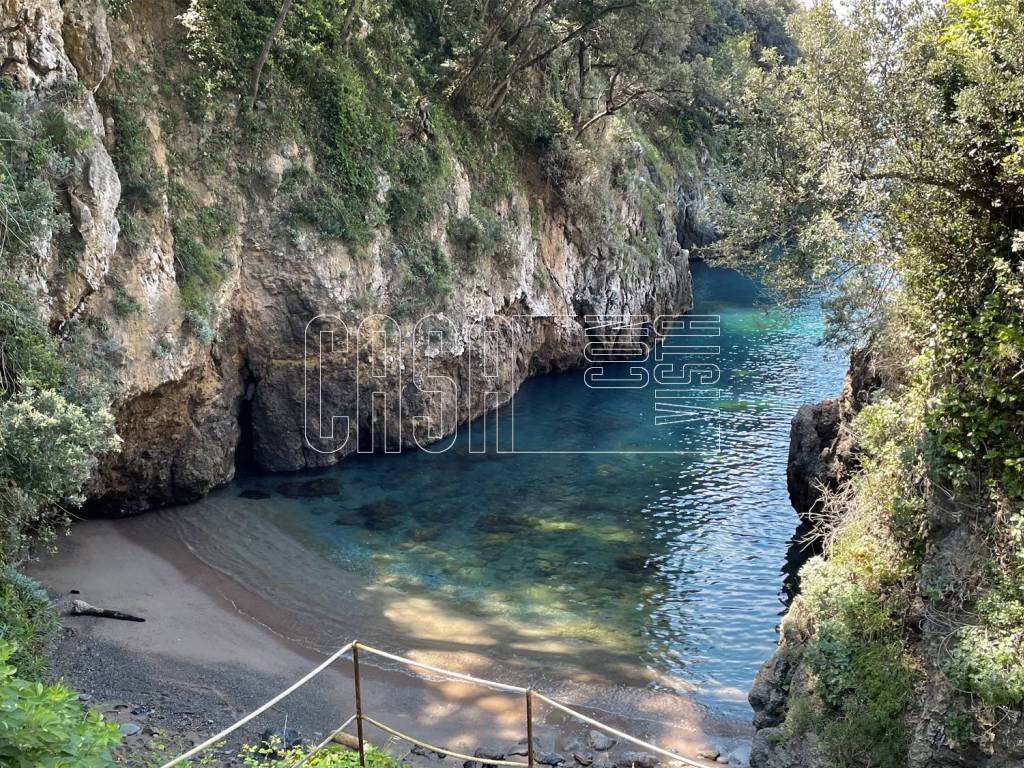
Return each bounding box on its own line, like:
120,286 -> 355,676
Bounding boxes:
947,555 -> 1024,709
0,282 -> 66,394
0,568 -> 57,680
96,69 -> 161,214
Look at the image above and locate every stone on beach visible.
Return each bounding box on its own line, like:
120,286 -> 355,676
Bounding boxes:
475,747 -> 507,761
538,753 -> 565,765
588,731 -> 616,751
615,752 -> 658,768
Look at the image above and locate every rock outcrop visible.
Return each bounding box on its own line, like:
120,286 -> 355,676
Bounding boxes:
786,346 -> 878,520
1,0 -> 696,514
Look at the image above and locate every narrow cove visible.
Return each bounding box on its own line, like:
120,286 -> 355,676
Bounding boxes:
126,263 -> 846,726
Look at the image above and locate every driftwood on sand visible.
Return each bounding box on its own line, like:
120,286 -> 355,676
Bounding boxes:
67,599 -> 145,622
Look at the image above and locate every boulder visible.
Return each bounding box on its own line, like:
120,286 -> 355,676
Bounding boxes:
475,747 -> 506,761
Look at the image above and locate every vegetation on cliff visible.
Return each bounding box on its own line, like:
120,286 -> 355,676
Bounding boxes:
713,0 -> 1024,764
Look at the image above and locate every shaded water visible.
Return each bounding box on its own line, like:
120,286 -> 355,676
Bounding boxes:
173,263 -> 845,722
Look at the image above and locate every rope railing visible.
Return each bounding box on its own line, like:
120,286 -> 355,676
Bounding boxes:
360,715 -> 529,767
157,641 -> 707,768
159,642 -> 354,768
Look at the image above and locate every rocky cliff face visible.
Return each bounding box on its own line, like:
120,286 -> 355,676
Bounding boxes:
2,0 -> 694,514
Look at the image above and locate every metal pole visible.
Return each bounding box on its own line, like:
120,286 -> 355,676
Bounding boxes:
526,689 -> 535,768
353,643 -> 366,768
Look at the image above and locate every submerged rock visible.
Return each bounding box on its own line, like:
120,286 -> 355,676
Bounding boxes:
276,478 -> 343,498
238,489 -> 271,500
613,553 -> 650,573
358,500 -> 402,531
408,526 -> 441,543
476,514 -> 535,534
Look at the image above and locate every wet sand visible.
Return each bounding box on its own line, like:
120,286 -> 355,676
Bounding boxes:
28,513 -> 751,765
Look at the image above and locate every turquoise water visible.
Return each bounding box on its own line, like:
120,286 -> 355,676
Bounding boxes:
226,263 -> 846,717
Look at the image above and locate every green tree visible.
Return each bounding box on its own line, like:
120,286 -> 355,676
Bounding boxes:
710,0 -> 1024,498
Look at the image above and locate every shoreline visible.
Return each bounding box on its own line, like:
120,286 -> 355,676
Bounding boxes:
28,515 -> 752,766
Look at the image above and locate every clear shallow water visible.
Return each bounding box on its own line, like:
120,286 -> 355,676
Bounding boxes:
205,263 -> 846,719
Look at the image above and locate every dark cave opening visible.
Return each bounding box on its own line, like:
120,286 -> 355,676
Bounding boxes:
235,379 -> 258,475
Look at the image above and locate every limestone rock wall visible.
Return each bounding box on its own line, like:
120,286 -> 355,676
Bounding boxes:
1,0 -> 694,514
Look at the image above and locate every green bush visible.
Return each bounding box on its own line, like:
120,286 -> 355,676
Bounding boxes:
168,187 -> 235,320
0,568 -> 57,680
0,640 -> 120,767
0,81 -> 71,270
800,534 -> 915,768
447,206 -> 512,267
946,572 -> 1024,708
111,283 -> 142,317
404,240 -> 453,301
97,78 -> 159,213
240,740 -> 403,768
0,282 -> 66,393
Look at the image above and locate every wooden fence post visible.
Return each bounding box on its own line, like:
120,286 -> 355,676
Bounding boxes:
526,689 -> 535,768
353,643 -> 366,768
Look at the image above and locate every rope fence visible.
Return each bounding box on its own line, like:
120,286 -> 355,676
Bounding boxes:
157,641 -> 706,768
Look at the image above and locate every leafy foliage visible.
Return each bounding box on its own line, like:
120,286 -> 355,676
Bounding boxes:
0,640 -> 121,767
0,77 -> 122,558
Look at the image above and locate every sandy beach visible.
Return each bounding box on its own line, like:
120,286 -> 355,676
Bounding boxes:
27,512 -> 751,766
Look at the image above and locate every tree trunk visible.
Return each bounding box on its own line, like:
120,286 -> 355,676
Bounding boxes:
247,0 -> 294,111
341,0 -> 361,54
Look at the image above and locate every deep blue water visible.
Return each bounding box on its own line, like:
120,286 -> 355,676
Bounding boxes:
221,262 -> 846,718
